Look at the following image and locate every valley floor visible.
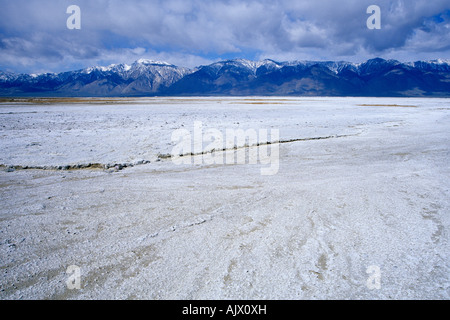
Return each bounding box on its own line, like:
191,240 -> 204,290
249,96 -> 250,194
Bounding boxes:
0,97 -> 449,299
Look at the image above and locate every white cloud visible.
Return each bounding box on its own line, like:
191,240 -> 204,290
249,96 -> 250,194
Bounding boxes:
1,0 -> 450,73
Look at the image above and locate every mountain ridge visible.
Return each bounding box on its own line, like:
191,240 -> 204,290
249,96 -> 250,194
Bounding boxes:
1,58 -> 449,97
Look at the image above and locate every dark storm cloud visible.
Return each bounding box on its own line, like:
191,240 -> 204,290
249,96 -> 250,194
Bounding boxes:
0,0 -> 449,73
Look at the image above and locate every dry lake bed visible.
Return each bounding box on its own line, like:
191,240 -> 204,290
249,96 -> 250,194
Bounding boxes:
0,96 -> 449,299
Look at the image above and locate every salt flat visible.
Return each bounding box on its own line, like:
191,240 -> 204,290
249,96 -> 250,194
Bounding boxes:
0,97 -> 449,299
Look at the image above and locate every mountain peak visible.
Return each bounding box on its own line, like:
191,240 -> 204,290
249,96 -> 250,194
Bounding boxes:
1,57 -> 449,97
363,57 -> 400,65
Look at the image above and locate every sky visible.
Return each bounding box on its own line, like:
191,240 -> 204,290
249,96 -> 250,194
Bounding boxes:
0,0 -> 449,74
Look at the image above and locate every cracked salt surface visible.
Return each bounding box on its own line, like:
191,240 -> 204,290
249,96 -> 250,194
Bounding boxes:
0,96 -> 449,299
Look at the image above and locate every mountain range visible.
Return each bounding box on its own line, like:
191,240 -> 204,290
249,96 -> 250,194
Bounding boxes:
1,58 -> 449,97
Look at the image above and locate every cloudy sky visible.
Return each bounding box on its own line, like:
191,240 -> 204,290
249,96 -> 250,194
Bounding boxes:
0,0 -> 449,73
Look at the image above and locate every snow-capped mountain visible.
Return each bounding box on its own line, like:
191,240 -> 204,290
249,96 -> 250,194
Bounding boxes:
1,58 -> 449,97
0,71 -> 19,82
166,58 -> 449,96
0,59 -> 191,97
409,59 -> 450,72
